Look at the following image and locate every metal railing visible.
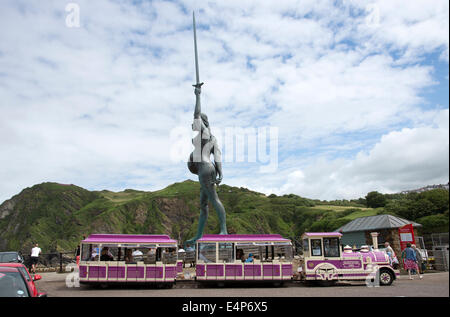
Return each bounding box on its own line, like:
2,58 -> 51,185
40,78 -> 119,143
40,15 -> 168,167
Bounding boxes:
422,233 -> 449,272
22,252 -> 77,273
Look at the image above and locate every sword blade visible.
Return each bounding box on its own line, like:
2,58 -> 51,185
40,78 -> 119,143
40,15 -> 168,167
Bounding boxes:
193,11 -> 200,85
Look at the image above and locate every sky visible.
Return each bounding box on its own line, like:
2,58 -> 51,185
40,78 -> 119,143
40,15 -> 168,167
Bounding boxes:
0,0 -> 448,203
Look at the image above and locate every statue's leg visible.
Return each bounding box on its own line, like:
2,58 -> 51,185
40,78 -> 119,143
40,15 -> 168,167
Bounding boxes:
196,189 -> 209,239
203,182 -> 227,235
184,188 -> 209,248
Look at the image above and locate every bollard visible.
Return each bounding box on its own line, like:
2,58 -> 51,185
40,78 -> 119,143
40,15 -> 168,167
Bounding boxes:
59,252 -> 63,273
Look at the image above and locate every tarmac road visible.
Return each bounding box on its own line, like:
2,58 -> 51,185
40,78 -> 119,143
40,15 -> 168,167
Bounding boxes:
34,272 -> 449,297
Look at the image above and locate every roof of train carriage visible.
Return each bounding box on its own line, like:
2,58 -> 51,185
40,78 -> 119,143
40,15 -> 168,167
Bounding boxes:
302,232 -> 343,237
197,234 -> 291,243
82,234 -> 177,244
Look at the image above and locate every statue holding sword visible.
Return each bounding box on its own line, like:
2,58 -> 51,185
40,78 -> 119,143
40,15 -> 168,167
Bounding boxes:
185,12 -> 228,247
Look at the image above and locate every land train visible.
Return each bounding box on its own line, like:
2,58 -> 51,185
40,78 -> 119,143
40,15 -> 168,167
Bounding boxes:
78,232 -> 399,287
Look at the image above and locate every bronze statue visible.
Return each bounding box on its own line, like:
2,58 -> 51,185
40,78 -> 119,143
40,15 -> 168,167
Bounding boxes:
185,13 -> 227,247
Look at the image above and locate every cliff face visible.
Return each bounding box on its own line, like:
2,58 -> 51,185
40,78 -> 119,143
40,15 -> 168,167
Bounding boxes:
0,180 -> 321,253
0,183 -> 99,252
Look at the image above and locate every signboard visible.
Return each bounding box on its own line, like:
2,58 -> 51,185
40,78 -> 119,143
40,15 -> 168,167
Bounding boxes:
398,224 -> 415,251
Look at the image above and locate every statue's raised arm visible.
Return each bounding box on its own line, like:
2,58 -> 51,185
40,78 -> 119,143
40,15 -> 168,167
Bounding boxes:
194,85 -> 202,119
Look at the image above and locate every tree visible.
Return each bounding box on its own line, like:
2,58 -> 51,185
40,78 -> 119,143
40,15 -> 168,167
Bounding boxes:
365,191 -> 387,208
417,189 -> 449,214
410,199 -> 435,219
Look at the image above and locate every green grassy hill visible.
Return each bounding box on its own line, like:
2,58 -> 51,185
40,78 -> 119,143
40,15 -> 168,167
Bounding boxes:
0,181 -> 447,253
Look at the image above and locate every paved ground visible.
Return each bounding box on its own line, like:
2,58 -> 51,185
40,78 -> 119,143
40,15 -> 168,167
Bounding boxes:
34,271 -> 449,297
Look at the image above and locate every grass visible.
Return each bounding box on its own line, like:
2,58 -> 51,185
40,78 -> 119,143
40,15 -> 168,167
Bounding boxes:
99,190 -> 147,203
341,209 -> 379,220
311,205 -> 372,212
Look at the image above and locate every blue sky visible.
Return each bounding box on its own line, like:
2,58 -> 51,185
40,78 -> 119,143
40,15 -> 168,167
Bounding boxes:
0,0 -> 448,203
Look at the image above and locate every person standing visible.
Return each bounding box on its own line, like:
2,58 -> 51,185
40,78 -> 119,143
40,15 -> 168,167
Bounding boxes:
30,243 -> 42,274
402,243 -> 423,280
384,242 -> 399,269
412,244 -> 424,274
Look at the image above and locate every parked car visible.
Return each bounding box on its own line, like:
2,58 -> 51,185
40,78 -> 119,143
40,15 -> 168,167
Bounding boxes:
0,251 -> 24,264
0,263 -> 47,297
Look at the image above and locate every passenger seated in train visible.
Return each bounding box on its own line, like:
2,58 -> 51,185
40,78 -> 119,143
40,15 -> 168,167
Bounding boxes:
144,248 -> 157,264
100,248 -> 114,261
245,253 -> 254,263
236,249 -> 245,262
132,249 -> 144,262
125,249 -> 136,264
90,247 -> 100,261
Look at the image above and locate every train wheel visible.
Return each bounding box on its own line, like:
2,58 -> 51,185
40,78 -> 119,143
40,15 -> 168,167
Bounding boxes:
379,269 -> 394,286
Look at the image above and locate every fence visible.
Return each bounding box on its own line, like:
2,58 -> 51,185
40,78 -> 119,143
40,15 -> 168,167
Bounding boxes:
22,252 -> 77,273
422,233 -> 449,271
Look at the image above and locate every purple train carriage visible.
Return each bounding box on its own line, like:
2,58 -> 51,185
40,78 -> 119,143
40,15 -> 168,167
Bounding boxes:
78,234 -> 182,287
195,234 -> 294,285
299,232 -> 399,286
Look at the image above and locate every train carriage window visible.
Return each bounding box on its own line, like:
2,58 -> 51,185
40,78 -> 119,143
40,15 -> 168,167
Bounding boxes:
236,244 -> 260,261
218,243 -> 234,263
198,243 -> 216,263
311,239 -> 322,256
323,238 -> 340,257
259,245 -> 274,262
99,245 -> 118,261
144,247 -> 157,264
131,248 -> 148,262
274,244 -> 293,261
81,244 -> 91,261
162,247 -> 177,264
86,244 -> 100,261
302,239 -> 310,257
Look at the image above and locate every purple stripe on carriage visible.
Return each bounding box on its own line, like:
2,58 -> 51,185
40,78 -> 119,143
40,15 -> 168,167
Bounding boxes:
146,266 -> 163,278
196,264 -> 205,277
262,264 -> 280,276
165,266 -> 176,279
282,264 -> 292,276
244,264 -> 261,277
303,232 -> 343,237
307,260 -> 363,270
82,234 -> 177,244
108,266 -> 125,278
206,264 -> 224,277
177,261 -> 183,273
225,264 -> 243,277
88,266 -> 107,278
197,234 -> 290,242
79,265 -> 87,278
127,266 -> 145,278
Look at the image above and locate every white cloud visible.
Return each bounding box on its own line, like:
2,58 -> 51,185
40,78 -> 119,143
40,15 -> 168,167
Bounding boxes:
257,109 -> 449,200
0,0 -> 448,202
